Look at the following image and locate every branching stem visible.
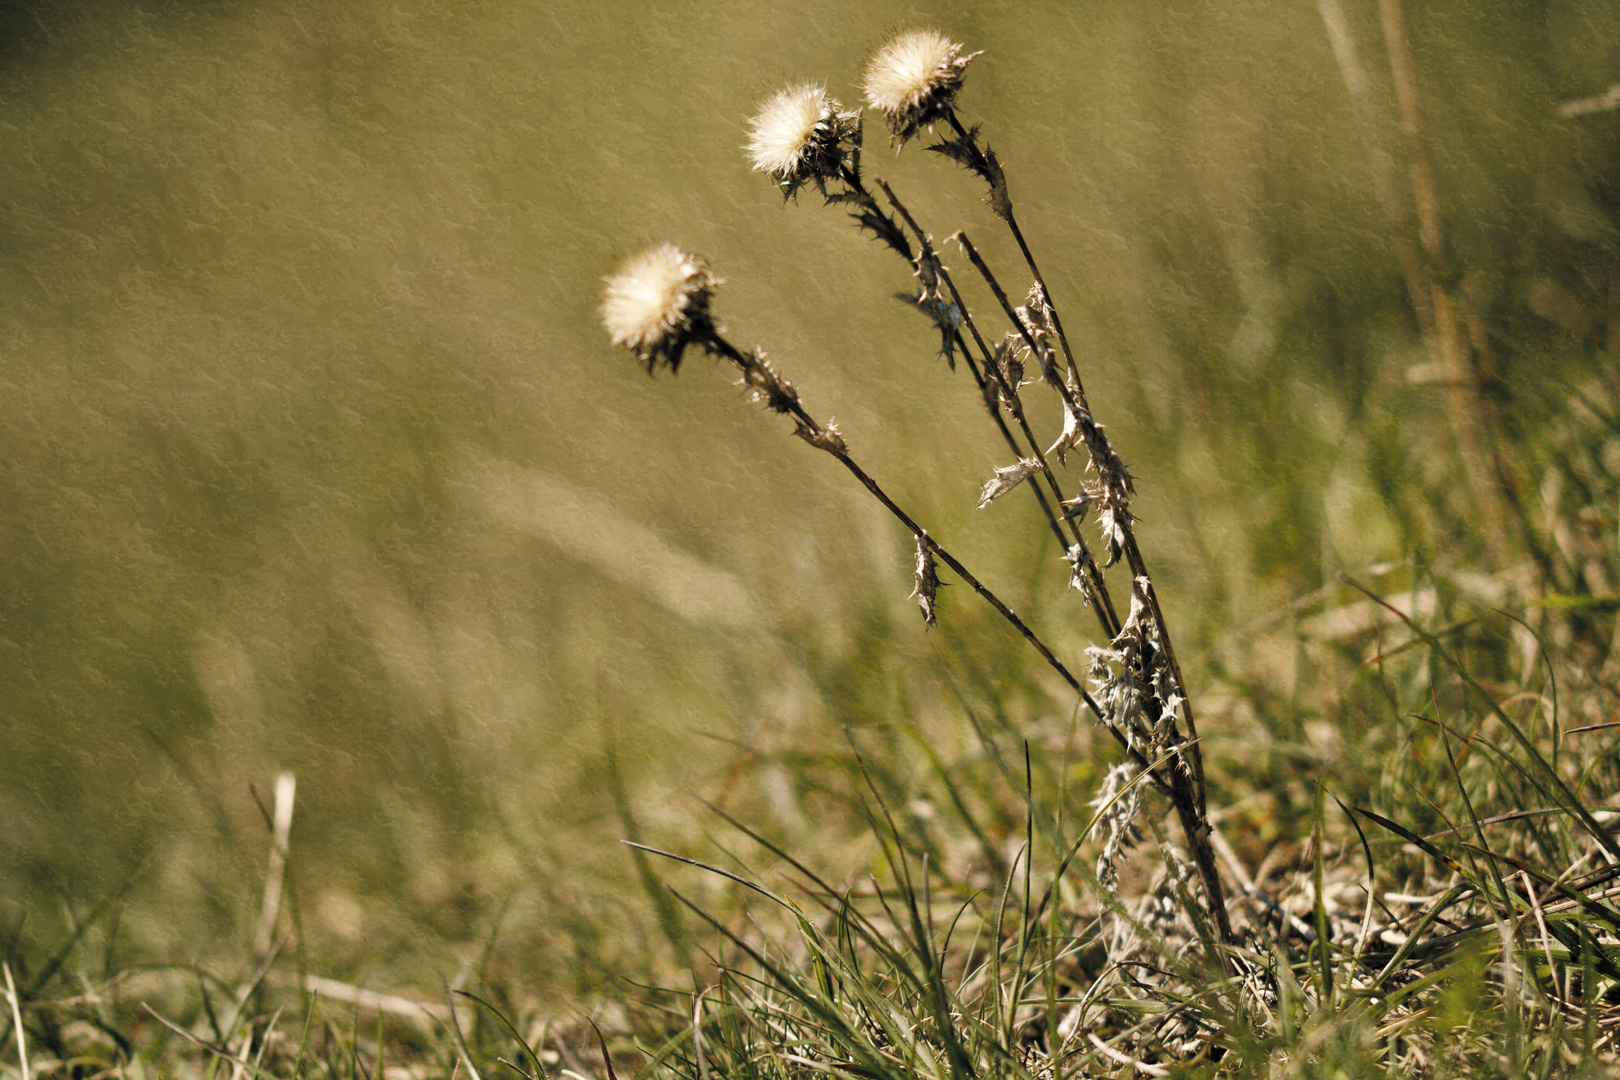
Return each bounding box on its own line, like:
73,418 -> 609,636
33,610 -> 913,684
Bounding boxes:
943,109 -> 1087,401
878,182 -> 1122,639
702,333 -> 1158,777
833,162 -> 1075,560
930,128 -> 1227,945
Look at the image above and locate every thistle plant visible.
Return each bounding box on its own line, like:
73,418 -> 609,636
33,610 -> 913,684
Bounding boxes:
598,247 -> 1079,688
744,84 -> 860,200
861,30 -> 981,146
603,32 -> 1235,955
599,244 -> 721,374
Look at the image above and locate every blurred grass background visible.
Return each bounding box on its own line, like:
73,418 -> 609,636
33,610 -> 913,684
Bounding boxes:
0,0 -> 1616,1009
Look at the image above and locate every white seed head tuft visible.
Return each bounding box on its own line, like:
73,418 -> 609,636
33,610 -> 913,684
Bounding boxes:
600,244 -> 720,372
862,31 -> 979,145
746,84 -> 858,198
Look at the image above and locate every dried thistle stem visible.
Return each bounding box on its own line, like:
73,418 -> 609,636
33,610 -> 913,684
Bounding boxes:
733,42 -> 1233,942
940,108 -> 1087,398
956,230 -> 1206,793
926,118 -> 1209,758
828,162 -> 1078,562
705,336 -> 1086,700
703,332 -> 1163,778
878,182 -> 1122,639
851,180 -> 1218,899
952,232 -> 1229,950
831,162 -> 914,260
601,246 -> 1153,759
956,341 -> 1074,554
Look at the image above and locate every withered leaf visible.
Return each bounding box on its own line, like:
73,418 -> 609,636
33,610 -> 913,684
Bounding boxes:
1047,397 -> 1083,466
909,532 -> 941,627
976,457 -> 1040,508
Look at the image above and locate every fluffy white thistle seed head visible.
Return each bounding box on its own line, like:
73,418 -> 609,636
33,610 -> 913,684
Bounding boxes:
862,30 -> 980,145
746,84 -> 858,198
600,244 -> 719,373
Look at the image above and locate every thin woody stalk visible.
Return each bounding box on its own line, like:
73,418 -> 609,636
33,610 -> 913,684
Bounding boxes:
960,233 -> 1216,924
741,82 -> 1096,587
822,158 -> 1083,566
937,108 -> 1088,400
703,337 -> 1091,710
958,348 -> 1074,556
738,34 -> 1231,946
876,181 -> 1122,639
953,232 -> 1201,789
598,249 -> 1155,774
865,67 -> 1198,714
711,335 -> 1166,781
887,64 -> 1226,941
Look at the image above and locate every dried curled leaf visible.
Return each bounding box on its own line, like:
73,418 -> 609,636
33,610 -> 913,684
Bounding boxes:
1088,575 -> 1188,775
979,365 -> 1002,415
1096,498 -> 1131,568
976,457 -> 1040,508
928,124 -> 1012,221
850,207 -> 912,260
735,349 -> 800,414
1052,400 -> 1136,565
980,145 -> 1012,221
1012,283 -> 1059,387
1087,642 -> 1147,751
1078,410 -> 1134,504
794,417 -> 847,456
1089,763 -> 1144,894
1063,543 -> 1095,604
927,127 -> 978,169
895,291 -> 961,367
912,243 -> 946,304
1047,396 -> 1083,466
909,532 -> 941,627
1060,491 -> 1094,521
989,338 -> 1026,409
1101,498 -> 1127,569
